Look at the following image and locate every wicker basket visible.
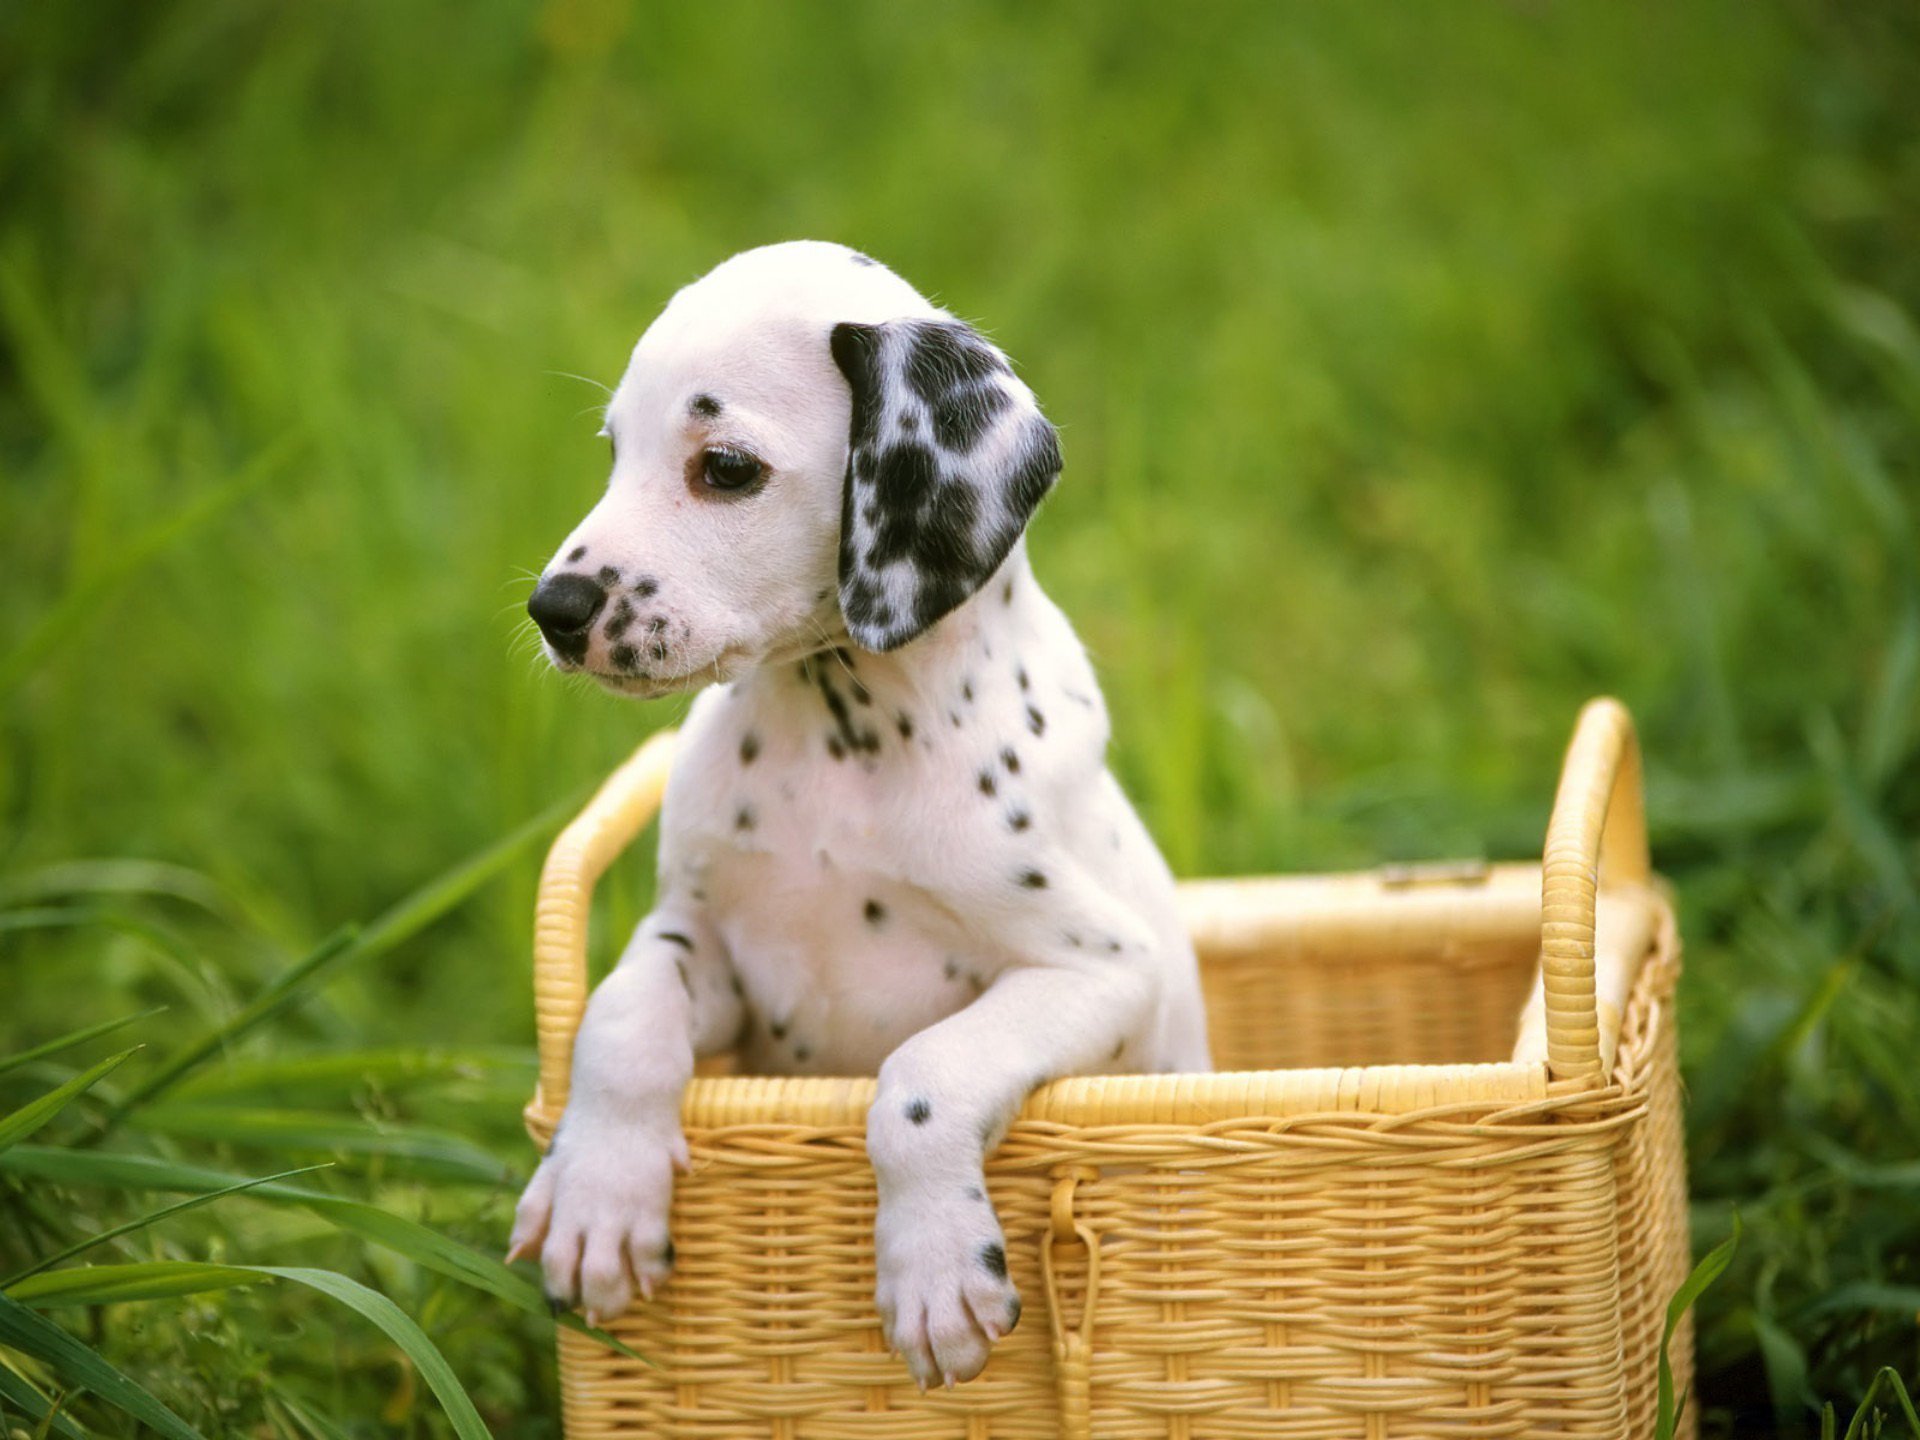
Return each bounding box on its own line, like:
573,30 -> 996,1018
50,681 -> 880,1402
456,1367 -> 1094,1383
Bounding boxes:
522,698 -> 1692,1439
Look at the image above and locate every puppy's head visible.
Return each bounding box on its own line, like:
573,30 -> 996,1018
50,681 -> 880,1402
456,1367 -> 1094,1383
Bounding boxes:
525,242 -> 1060,696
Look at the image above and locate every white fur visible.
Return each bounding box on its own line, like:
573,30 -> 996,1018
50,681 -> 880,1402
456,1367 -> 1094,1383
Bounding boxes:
509,242 -> 1210,1389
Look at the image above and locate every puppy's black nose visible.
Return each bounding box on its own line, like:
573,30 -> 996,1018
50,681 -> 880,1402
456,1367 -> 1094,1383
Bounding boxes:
528,572 -> 607,641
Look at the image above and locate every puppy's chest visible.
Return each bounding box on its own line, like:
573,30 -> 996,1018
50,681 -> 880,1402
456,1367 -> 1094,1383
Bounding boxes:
675,707 -> 995,1071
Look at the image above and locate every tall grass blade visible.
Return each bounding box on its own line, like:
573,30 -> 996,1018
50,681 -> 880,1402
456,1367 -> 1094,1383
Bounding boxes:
0,1052 -> 136,1154
252,1268 -> 492,1440
107,787 -> 578,1126
0,1364 -> 84,1440
0,1012 -> 163,1079
1655,1213 -> 1741,1440
123,1106 -> 508,1184
2,1164 -> 330,1285
9,1263 -> 493,1437
1839,1367 -> 1920,1439
0,1146 -> 641,1358
103,930 -> 358,1124
0,860 -> 230,918
8,1263 -> 263,1306
0,1291 -> 204,1440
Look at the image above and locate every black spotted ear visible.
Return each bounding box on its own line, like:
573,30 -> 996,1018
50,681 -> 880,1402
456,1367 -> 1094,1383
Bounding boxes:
829,319 -> 1061,652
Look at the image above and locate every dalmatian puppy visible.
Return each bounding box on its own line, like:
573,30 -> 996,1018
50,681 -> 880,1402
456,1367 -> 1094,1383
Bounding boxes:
507,241 -> 1211,1389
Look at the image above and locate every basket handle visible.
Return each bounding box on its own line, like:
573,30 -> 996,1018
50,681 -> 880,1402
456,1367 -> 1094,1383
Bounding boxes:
527,729 -> 680,1131
1540,697 -> 1650,1089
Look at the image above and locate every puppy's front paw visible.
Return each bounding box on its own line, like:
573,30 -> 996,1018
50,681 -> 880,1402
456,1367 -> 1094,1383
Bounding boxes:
874,1195 -> 1021,1389
509,1115 -> 688,1324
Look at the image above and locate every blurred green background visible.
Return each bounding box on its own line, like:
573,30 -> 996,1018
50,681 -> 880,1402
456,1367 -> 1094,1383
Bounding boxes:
3,2 -> 1917,1435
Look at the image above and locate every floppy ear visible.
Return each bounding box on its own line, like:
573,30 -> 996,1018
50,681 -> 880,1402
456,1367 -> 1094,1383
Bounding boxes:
829,319 -> 1061,652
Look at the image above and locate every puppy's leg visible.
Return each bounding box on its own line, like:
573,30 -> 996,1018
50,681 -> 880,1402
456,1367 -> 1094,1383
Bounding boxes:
868,958 -> 1152,1389
510,909 -> 741,1323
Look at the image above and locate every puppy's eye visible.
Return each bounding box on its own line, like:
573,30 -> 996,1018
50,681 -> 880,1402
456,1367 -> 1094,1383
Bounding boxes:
700,445 -> 766,493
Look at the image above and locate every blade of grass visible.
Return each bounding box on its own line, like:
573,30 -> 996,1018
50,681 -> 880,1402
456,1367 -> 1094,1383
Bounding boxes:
0,1012 -> 163,1080
0,860 -> 230,918
7,1263 -> 264,1306
0,1363 -> 85,1440
0,1291 -> 204,1440
2,1164 -> 332,1285
105,786 -> 581,1127
252,1267 -> 492,1440
1656,1213 -> 1741,1440
123,1106 -> 508,1185
100,929 -> 359,1127
0,1052 -> 137,1154
1840,1367 -> 1920,1440
0,1146 -> 641,1360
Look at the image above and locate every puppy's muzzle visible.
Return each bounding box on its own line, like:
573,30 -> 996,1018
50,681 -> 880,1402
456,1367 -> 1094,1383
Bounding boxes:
528,572 -> 607,661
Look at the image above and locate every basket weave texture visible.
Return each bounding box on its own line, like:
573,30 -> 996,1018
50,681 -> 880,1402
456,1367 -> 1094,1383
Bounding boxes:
523,699 -> 1692,1438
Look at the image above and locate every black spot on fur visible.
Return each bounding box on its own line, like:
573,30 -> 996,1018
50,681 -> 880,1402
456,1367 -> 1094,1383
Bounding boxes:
1107,938 -> 1123,953
850,677 -> 872,706
1018,869 -> 1048,889
674,957 -> 691,994
770,1019 -> 788,1040
739,732 -> 760,764
635,577 -> 658,599
902,322 -> 1008,402
1016,665 -> 1029,691
1001,747 -> 1020,772
813,665 -> 872,759
611,643 -> 637,669
968,971 -> 986,994
1065,932 -> 1082,948
896,713 -> 915,740
646,615 -> 668,634
657,932 -> 694,952
827,735 -> 846,760
1007,809 -> 1032,833
932,383 -> 1012,452
961,679 -> 974,702
596,566 -> 620,586
1027,706 -> 1046,736
1006,1294 -> 1022,1331
1003,580 -> 1014,605
906,1098 -> 931,1125
734,805 -> 755,832
794,1044 -> 811,1062
979,1243 -> 1007,1280
977,770 -> 997,797
966,1185 -> 986,1202
650,641 -> 668,662
690,393 -> 722,418
1111,1038 -> 1126,1060
949,711 -> 963,728
864,899 -> 886,925
567,545 -> 587,563
729,974 -> 744,997
943,957 -> 960,980
606,599 -> 635,638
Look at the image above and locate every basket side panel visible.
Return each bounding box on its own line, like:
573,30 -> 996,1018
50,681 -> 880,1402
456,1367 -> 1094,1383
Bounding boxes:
1614,910 -> 1694,1440
556,1111 -> 1638,1439
1058,1129 -> 1630,1438
555,1124 -> 1066,1439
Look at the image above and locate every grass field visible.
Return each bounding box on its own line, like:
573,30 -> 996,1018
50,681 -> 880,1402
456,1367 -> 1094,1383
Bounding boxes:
3,2 -> 1918,1434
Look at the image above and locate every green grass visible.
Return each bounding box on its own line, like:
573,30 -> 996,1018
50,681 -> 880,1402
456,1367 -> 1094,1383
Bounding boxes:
2,1 -> 1917,1433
